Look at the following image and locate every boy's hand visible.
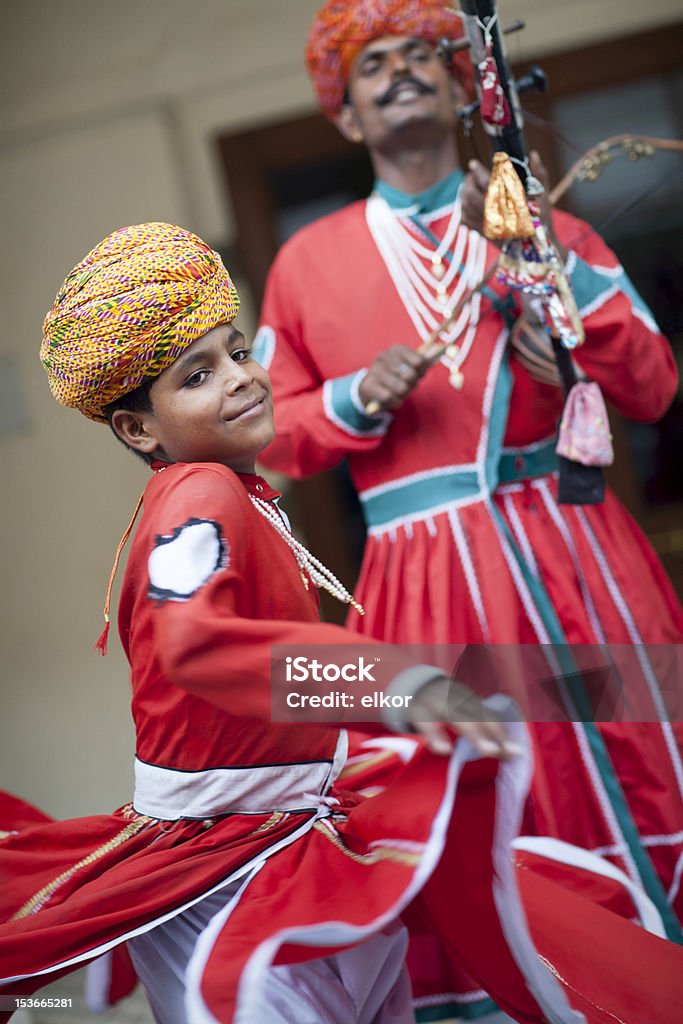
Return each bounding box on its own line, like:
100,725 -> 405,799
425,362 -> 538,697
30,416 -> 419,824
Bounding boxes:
358,344 -> 430,411
406,677 -> 522,759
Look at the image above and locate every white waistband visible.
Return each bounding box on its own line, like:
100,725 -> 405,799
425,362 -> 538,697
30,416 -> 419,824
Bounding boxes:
133,731 -> 348,820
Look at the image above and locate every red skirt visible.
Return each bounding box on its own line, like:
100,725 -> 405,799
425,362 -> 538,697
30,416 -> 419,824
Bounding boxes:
348,477 -> 683,927
3,724 -> 683,1024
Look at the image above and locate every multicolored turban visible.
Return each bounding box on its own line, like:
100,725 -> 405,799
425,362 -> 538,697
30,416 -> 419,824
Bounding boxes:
306,0 -> 474,118
41,222 -> 240,422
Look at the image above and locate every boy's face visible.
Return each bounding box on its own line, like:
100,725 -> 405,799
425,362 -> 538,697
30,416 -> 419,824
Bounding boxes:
114,323 -> 274,473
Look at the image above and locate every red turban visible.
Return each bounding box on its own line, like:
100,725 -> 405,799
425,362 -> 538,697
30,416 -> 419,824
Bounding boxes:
306,0 -> 474,118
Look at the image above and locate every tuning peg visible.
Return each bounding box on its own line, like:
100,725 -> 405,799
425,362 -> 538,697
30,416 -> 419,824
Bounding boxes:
515,66 -> 548,96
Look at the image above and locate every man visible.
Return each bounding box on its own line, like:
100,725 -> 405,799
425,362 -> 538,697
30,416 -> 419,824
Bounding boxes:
256,0 -> 683,1013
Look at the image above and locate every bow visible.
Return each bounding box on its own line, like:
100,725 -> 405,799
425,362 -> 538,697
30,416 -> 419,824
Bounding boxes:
549,134 -> 683,205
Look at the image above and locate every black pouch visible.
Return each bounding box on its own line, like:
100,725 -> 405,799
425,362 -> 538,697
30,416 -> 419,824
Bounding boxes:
557,455 -> 605,504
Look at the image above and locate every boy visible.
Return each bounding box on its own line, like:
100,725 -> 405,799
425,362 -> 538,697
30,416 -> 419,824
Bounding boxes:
1,222 -> 681,1024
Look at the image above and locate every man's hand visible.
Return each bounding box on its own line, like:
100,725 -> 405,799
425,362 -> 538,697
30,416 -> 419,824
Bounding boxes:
406,677 -> 522,759
358,344 -> 430,412
460,157 -> 491,237
460,151 -> 567,261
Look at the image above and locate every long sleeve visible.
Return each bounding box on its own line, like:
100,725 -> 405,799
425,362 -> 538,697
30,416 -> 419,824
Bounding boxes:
554,209 -> 678,421
131,465 -> 438,729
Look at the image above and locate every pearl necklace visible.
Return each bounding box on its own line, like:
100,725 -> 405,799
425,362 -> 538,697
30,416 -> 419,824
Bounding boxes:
366,193 -> 488,389
249,496 -> 365,616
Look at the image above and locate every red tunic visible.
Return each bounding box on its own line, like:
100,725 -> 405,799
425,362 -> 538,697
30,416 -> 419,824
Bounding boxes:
255,180 -> 683,964
3,463 -> 683,1023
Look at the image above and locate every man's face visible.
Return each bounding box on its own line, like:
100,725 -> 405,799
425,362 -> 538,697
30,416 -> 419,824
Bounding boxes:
133,323 -> 274,473
340,35 -> 462,148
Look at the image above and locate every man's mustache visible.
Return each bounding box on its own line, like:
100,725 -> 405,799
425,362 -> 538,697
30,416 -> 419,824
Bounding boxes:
376,77 -> 436,107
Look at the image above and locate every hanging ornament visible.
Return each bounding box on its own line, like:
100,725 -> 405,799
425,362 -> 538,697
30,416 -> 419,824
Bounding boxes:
525,175 -> 545,196
431,254 -> 445,280
483,152 -> 535,240
478,43 -> 512,128
556,382 -> 614,467
442,343 -> 464,390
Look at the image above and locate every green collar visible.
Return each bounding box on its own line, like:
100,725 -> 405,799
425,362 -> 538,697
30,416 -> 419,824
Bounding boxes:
374,169 -> 464,214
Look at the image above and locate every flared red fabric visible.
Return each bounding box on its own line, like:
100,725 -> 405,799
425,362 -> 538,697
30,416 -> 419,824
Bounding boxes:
347,474 -> 683,938
5,730 -> 683,1024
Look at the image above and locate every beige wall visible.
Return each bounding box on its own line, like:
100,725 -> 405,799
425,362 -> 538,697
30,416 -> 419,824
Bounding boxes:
1,0 -> 681,818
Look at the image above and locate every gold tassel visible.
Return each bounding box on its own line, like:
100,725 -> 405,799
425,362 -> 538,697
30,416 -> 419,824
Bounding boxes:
483,153 -> 535,241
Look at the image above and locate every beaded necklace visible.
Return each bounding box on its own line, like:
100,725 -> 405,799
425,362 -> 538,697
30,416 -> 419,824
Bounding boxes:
366,192 -> 488,389
249,495 -> 365,616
